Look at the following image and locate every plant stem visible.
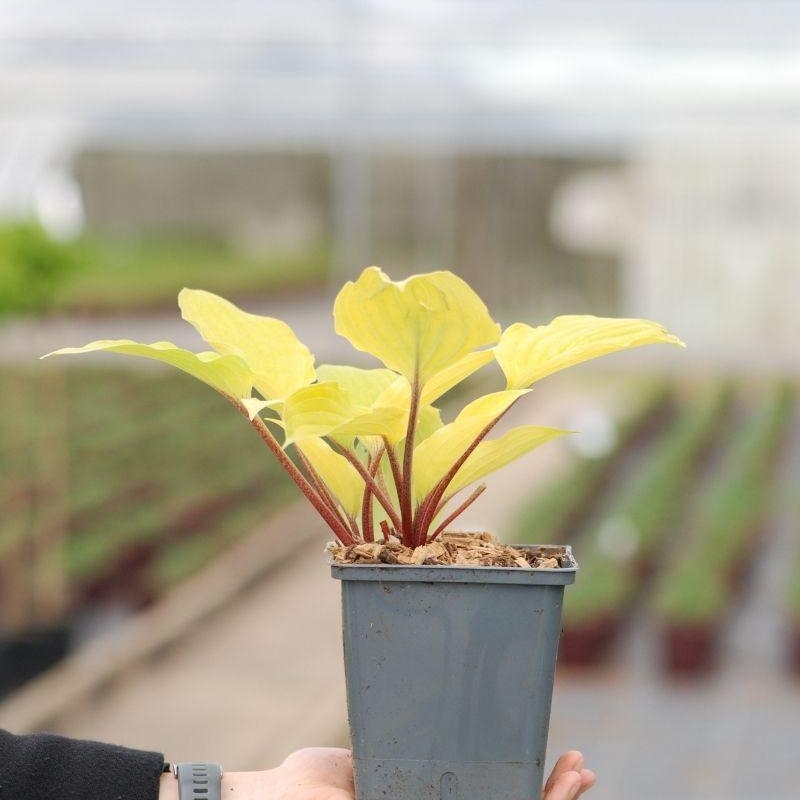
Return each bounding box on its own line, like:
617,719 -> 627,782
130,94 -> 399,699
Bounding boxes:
427,484 -> 486,542
334,444 -> 404,534
400,374 -> 421,546
413,404 -> 515,543
345,513 -> 362,542
382,437 -> 403,498
360,446 -> 384,542
295,446 -> 360,542
374,455 -> 391,498
361,489 -> 374,542
232,400 -> 355,545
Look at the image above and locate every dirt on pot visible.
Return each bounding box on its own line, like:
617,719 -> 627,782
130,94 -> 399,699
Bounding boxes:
327,531 -> 574,569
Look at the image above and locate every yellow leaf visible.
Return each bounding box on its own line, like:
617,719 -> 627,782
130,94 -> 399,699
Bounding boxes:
239,397 -> 282,421
495,316 -> 685,390
412,390 -> 529,501
373,375 -> 411,411
42,340 -> 252,398
333,267 -> 501,384
446,425 -> 568,497
416,405 -> 443,444
281,382 -> 406,446
373,354 -> 485,440
420,349 -> 495,406
329,407 -> 407,446
315,365 -> 398,408
384,404 -> 443,473
296,437 -> 363,517
179,288 -> 315,399
456,390 -> 531,421
377,351 -> 494,411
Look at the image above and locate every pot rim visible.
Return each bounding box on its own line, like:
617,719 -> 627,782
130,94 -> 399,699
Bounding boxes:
331,543 -> 578,585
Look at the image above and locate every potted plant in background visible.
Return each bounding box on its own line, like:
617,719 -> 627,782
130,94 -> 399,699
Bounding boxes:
654,385 -> 791,677
789,571 -> 800,676
45,266 -> 682,800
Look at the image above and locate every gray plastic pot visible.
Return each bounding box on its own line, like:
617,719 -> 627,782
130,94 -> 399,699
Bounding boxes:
331,546 -> 577,800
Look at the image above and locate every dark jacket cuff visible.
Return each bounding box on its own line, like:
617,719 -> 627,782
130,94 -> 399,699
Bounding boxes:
0,728 -> 165,800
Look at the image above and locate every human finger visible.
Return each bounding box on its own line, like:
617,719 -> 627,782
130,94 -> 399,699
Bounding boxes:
576,768 -> 596,798
543,770 -> 583,800
544,751 -> 584,794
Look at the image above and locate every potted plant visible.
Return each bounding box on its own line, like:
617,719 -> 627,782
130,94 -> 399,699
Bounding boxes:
655,385 -> 791,678
656,558 -> 728,675
557,385 -> 726,667
558,554 -> 632,665
789,570 -> 800,676
45,266 -> 682,800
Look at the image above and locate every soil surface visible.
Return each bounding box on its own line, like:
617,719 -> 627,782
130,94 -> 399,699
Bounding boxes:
328,531 -> 575,568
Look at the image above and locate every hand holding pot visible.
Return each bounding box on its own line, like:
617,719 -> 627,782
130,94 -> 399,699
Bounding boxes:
169,748 -> 595,800
544,750 -> 597,800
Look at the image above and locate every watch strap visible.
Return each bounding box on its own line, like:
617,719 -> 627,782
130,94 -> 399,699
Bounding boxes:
173,761 -> 223,800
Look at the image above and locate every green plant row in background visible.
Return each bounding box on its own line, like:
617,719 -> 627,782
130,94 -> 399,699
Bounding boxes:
0,222 -> 330,316
561,382 -> 733,628
790,554 -> 800,623
0,367 -> 296,617
654,383 -> 794,626
513,381 -> 672,545
790,451 -> 800,631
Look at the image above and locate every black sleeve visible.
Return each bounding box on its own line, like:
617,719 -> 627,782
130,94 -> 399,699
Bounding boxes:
0,728 -> 165,800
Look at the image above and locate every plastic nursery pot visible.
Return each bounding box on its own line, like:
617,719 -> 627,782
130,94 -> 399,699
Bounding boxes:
662,623 -> 719,676
331,545 -> 577,800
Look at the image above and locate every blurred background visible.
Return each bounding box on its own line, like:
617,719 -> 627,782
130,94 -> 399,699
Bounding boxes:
0,2 -> 798,799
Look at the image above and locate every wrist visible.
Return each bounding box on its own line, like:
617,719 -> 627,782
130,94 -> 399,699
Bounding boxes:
158,772 -> 179,800
222,769 -> 279,800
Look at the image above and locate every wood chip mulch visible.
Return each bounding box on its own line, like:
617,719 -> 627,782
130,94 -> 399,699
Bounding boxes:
327,531 -> 574,569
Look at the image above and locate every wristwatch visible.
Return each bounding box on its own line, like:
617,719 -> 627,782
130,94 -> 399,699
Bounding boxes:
166,762 -> 223,800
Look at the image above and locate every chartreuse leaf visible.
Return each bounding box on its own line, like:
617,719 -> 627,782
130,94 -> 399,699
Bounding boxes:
333,267 -> 501,385
370,350 -> 491,440
316,367 -> 406,454
281,382 -> 406,446
420,349 -> 495,406
447,425 -> 569,498
244,366 -> 397,427
296,437 -> 363,517
373,376 -> 411,413
495,316 -> 685,390
371,373 -> 459,447
416,405 -> 444,443
42,340 -> 253,398
179,288 -> 315,399
315,365 -> 398,407
240,397 -> 282,422
412,390 -> 529,501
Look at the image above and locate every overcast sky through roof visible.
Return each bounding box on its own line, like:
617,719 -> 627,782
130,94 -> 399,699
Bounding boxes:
3,1 -> 800,151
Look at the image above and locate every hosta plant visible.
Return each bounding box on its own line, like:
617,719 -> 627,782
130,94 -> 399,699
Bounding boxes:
44,267 -> 683,549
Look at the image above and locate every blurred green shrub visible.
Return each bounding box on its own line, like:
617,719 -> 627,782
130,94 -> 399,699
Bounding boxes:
0,222 -> 82,315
